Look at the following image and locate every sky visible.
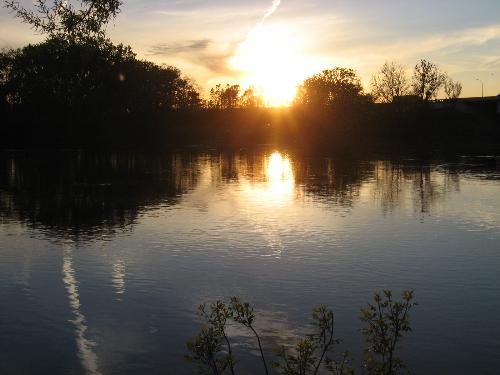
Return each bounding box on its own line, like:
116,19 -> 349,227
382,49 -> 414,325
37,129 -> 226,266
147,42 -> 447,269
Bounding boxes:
1,0 -> 499,103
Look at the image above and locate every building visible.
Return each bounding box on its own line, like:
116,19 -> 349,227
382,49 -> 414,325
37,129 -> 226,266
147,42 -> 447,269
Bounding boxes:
432,95 -> 500,116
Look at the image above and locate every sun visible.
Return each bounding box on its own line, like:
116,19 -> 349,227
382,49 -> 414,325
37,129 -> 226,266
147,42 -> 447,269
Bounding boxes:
229,24 -> 313,107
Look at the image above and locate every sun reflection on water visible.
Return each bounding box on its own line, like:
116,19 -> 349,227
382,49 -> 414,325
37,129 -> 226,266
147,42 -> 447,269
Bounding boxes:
264,151 -> 294,200
233,151 -> 296,258
235,151 -> 296,206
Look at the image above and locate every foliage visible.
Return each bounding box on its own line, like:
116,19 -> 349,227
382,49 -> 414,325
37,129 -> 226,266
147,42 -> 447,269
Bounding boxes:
0,37 -> 200,119
370,62 -> 409,103
411,59 -> 445,101
272,305 -> 352,375
230,297 -> 270,374
186,291 -> 416,375
360,291 -> 417,375
186,301 -> 236,375
208,84 -> 242,109
240,86 -> 265,108
5,0 -> 122,42
1,0 -> 200,129
186,324 -> 232,375
206,84 -> 265,109
185,297 -> 268,375
295,68 -> 364,107
443,77 -> 462,100
1,37 -> 130,108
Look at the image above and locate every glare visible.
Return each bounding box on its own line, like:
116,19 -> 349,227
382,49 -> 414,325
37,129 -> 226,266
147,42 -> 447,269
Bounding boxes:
230,25 -> 314,106
232,151 -> 295,258
265,151 -> 294,197
237,151 -> 295,206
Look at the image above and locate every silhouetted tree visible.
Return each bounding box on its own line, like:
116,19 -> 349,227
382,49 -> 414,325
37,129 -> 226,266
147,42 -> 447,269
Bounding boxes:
1,0 -> 200,128
360,291 -> 417,375
240,85 -> 264,108
295,68 -> 364,107
0,48 -> 17,109
0,37 -> 200,122
370,61 -> 409,103
208,84 -> 223,108
5,0 -> 122,42
443,76 -> 462,99
221,84 -> 240,109
411,59 -> 445,101
0,38 -> 131,109
208,84 -> 241,109
186,291 -> 417,375
122,60 -> 201,110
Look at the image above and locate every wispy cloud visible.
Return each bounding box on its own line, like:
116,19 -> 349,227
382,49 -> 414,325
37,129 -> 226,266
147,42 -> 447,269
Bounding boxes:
309,22 -> 500,69
148,38 -> 239,75
148,39 -> 212,55
408,25 -> 500,56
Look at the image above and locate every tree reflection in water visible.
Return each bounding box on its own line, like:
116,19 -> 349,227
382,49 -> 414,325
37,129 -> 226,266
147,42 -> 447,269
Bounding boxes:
1,151 -> 498,241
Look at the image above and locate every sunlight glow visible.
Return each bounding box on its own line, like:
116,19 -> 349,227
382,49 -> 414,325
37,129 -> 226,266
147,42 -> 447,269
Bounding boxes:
237,151 -> 295,206
230,25 -> 315,106
265,151 -> 294,197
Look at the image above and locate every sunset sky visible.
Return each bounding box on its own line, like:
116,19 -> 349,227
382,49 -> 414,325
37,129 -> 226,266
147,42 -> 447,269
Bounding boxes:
1,0 -> 499,103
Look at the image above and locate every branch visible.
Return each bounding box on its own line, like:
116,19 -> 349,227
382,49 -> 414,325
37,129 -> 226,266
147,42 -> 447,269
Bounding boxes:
249,325 -> 270,375
313,314 -> 335,375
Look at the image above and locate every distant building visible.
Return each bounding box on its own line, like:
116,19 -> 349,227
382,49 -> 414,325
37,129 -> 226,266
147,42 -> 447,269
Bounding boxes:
432,95 -> 500,116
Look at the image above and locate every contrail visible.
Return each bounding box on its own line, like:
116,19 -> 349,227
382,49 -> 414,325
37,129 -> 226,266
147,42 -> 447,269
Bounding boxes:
257,0 -> 281,27
231,0 -> 283,72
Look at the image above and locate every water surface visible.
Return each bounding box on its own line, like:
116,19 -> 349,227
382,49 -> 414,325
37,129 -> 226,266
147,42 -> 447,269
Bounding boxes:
1,150 -> 499,375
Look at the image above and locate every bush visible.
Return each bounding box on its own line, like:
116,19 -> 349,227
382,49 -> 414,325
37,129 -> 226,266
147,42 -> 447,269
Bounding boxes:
186,290 -> 416,375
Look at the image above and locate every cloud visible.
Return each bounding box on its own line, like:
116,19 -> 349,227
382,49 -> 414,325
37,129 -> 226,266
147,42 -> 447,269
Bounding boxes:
142,1 -> 288,80
147,38 -> 240,75
407,25 -> 500,56
307,22 -> 500,70
148,38 -> 212,55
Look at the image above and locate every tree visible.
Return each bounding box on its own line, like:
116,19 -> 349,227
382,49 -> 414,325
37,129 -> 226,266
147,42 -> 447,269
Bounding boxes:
295,68 -> 364,107
5,0 -> 122,42
273,305 -> 352,375
0,48 -> 19,108
240,86 -> 264,108
411,59 -> 445,101
443,76 -> 462,100
0,38 -> 134,109
128,62 -> 201,110
370,62 -> 409,103
174,78 -> 202,109
2,0 -> 200,115
208,84 -> 241,109
0,38 -> 200,117
360,291 -> 417,375
186,291 -> 417,375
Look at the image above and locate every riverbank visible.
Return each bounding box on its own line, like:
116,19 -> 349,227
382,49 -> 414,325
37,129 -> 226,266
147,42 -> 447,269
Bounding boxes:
1,106 -> 499,155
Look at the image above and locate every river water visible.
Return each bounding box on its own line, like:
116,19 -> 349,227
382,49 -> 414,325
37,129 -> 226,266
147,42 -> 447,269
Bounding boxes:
0,150 -> 499,375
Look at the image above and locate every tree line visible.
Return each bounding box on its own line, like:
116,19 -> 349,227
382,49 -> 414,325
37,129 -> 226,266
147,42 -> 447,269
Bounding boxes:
0,0 -> 465,115
198,60 -> 463,109
370,60 -> 462,103
3,0 -> 496,152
